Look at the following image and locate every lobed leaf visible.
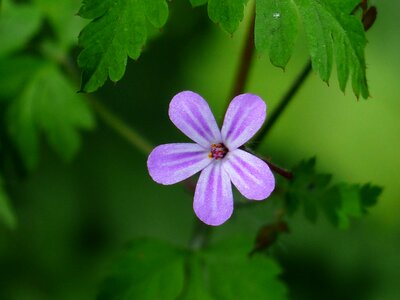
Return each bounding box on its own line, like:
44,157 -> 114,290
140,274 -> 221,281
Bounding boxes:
0,2 -> 42,57
181,237 -> 287,299
77,0 -> 169,92
208,0 -> 247,34
98,238 -> 287,299
286,158 -> 382,228
6,58 -> 94,170
97,239 -> 185,300
255,0 -> 299,68
33,0 -> 87,50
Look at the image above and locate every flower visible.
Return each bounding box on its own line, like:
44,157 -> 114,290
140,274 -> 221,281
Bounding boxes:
147,91 -> 275,226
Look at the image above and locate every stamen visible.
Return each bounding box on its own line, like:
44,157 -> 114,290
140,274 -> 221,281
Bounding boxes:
209,143 -> 228,160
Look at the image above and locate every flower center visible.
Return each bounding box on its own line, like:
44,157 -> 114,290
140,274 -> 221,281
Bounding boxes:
209,143 -> 228,160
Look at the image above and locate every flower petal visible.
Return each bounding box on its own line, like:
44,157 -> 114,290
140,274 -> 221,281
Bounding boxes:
147,143 -> 211,185
221,94 -> 266,150
169,91 -> 221,148
223,149 -> 275,200
194,162 -> 233,226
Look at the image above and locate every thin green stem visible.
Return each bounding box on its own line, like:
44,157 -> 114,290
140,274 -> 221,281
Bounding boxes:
48,51 -> 154,156
87,97 -> 153,155
253,60 -> 312,150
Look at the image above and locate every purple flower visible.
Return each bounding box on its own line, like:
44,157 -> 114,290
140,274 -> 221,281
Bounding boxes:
147,91 -> 275,226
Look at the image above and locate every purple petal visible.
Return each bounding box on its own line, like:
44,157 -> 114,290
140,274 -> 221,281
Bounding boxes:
223,149 -> 275,200
194,162 -> 233,226
221,94 -> 266,150
169,91 -> 221,148
147,143 -> 211,185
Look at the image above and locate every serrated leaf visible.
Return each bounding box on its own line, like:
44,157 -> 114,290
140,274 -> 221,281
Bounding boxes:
286,158 -> 382,228
7,59 -> 94,170
77,0 -> 169,92
296,0 -> 334,82
97,239 -> 185,300
0,2 -> 42,57
0,175 -> 16,229
255,0 -> 299,68
296,0 -> 369,98
208,0 -> 246,34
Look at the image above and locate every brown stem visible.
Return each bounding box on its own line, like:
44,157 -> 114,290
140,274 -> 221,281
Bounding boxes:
264,159 -> 293,181
226,2 -> 256,110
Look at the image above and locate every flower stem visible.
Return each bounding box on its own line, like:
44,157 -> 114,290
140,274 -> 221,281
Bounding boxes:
87,97 -> 153,155
226,1 -> 256,110
253,60 -> 312,150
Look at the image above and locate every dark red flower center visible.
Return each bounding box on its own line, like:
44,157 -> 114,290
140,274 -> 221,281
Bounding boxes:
209,143 -> 228,160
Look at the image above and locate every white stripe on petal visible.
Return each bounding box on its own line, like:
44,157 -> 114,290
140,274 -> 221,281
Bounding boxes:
194,162 -> 233,226
147,143 -> 211,185
223,149 -> 275,200
221,94 -> 266,150
169,91 -> 221,147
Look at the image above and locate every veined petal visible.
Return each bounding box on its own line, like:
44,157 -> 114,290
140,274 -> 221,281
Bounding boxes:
194,162 -> 233,226
147,143 -> 211,185
223,149 -> 275,200
221,94 -> 266,150
169,91 -> 221,148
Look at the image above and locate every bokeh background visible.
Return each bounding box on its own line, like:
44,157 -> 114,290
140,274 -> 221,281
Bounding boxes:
0,0 -> 399,299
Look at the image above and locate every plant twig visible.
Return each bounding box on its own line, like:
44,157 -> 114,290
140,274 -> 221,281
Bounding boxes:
87,97 -> 153,155
264,159 -> 293,180
226,1 -> 256,110
253,60 -> 312,150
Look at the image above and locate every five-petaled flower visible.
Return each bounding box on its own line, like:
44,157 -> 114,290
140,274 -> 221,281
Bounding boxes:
147,91 -> 275,226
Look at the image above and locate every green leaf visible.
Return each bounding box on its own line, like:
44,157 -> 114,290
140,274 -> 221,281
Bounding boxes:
190,0 -> 208,7
335,183 -> 382,229
0,2 -> 42,57
255,0 -> 299,68
77,0 -> 169,92
180,237 -> 287,300
286,158 -> 382,228
0,175 -> 16,229
207,0 -> 246,34
97,239 -> 185,300
295,0 -> 369,97
286,157 -> 332,222
7,59 -> 94,170
180,255 -> 214,300
0,56 -> 43,99
33,0 -> 87,50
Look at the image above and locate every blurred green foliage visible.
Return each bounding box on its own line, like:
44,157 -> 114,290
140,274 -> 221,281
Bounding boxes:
0,0 -> 399,300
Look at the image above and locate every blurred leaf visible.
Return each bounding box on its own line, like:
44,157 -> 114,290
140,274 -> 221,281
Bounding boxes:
286,157 -> 332,222
181,237 -> 287,299
7,59 -> 95,170
286,158 -> 382,228
207,0 -> 247,34
77,0 -> 169,92
97,239 -> 185,300
33,0 -> 87,50
0,175 -> 16,229
99,238 -> 287,300
0,56 -> 43,99
255,0 -> 299,68
0,1 -> 42,57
